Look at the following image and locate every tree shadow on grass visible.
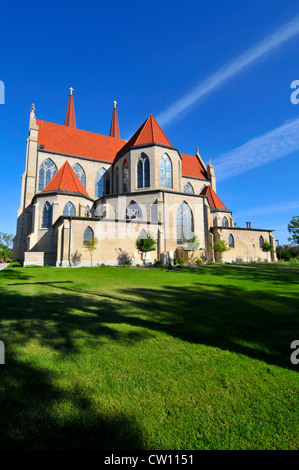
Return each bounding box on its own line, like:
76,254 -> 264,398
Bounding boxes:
0,354 -> 144,450
0,265 -> 298,448
180,263 -> 299,286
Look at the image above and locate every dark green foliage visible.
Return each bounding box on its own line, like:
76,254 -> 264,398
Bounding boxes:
288,216 -> 299,245
136,232 -> 156,253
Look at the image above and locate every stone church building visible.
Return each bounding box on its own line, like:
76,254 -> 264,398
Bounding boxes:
13,90 -> 276,266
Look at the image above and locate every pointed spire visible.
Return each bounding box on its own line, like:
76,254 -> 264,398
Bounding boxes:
109,101 -> 120,138
64,87 -> 76,128
29,103 -> 36,128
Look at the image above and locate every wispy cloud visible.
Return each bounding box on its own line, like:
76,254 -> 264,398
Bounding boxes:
157,15 -> 299,126
214,117 -> 299,181
234,200 -> 299,218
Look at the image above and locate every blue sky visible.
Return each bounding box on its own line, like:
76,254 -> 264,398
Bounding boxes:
0,0 -> 298,244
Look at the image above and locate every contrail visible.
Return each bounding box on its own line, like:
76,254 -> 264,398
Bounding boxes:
214,117 -> 299,182
157,15 -> 299,126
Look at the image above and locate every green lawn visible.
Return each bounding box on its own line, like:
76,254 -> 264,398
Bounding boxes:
0,263 -> 298,450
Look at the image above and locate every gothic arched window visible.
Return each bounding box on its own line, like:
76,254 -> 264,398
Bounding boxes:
41,201 -> 52,228
139,229 -> 147,239
63,201 -> 76,217
85,205 -> 91,218
176,201 -> 193,245
160,153 -> 172,189
83,226 -> 94,244
126,200 -> 143,220
105,174 -> 110,195
38,159 -> 58,191
184,182 -> 194,194
122,160 -> 129,193
259,235 -> 264,249
222,217 -> 229,227
228,234 -> 235,248
137,153 -> 150,188
95,168 -> 106,198
73,163 -> 86,187
115,167 -> 119,194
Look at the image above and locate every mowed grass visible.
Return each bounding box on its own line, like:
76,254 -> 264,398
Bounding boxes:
0,263 -> 298,450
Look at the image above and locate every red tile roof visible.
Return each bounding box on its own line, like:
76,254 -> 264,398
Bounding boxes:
37,116 -> 210,181
200,185 -> 227,209
181,153 -> 207,179
37,119 -> 126,162
64,94 -> 76,128
43,160 -> 89,196
116,114 -> 173,159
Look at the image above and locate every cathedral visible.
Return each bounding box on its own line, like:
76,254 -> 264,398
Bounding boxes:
13,89 -> 276,266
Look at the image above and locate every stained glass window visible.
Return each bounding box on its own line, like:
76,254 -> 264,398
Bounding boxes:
63,201 -> 76,217
160,154 -> 172,189
176,202 -> 193,244
38,159 -> 57,191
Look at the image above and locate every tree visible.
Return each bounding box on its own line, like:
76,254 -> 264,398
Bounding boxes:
288,216 -> 299,245
213,239 -> 229,263
0,244 -> 12,262
84,237 -> 98,267
0,233 -> 14,249
214,239 -> 229,253
261,240 -> 272,261
136,232 -> 156,264
184,235 -> 201,266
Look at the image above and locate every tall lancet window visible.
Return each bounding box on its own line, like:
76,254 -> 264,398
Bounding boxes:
137,153 -> 150,188
95,168 -> 106,198
83,226 -> 94,244
160,154 -> 172,189
222,217 -> 229,227
176,201 -> 193,245
122,159 -> 129,193
115,167 -> 119,194
63,201 -> 76,217
41,201 -> 52,228
38,159 -> 58,191
73,163 -> 86,187
105,174 -> 111,195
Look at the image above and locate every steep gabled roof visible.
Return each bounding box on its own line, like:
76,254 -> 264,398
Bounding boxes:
37,120 -> 126,162
43,160 -> 89,196
116,114 -> 173,159
181,153 -> 207,180
200,185 -> 227,209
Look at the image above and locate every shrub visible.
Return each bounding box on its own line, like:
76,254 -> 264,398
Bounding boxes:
177,257 -> 185,266
7,261 -> 22,268
154,260 -> 162,268
196,258 -> 203,266
136,232 -> 156,253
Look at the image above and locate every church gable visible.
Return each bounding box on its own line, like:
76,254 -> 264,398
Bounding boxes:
43,160 -> 89,197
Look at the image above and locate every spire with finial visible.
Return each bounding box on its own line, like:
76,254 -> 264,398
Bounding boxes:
29,103 -> 36,128
64,87 -> 76,128
109,100 -> 120,138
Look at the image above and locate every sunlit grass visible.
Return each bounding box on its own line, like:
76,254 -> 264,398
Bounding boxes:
0,263 -> 298,449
